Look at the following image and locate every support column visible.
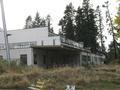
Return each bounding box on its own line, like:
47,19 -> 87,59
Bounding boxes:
27,48 -> 34,66
80,52 -> 82,66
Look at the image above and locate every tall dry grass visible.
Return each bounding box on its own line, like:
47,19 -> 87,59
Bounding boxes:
0,60 -> 120,89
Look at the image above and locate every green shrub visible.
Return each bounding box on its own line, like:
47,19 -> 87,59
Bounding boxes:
0,62 -> 120,89
0,74 -> 30,89
0,60 -> 9,74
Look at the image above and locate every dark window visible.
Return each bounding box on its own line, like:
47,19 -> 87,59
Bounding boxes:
34,54 -> 37,64
82,55 -> 87,65
43,55 -> 46,64
87,56 -> 91,61
20,54 -> 27,65
0,55 -> 3,60
53,39 -> 55,45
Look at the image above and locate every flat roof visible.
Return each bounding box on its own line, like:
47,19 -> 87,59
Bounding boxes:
32,45 -> 82,52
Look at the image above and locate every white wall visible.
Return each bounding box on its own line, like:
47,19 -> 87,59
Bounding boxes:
41,36 -> 61,46
8,27 -> 48,43
0,27 -> 61,46
0,48 -> 33,65
0,27 -> 61,65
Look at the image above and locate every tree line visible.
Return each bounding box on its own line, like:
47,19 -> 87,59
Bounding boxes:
24,0 -> 105,54
24,12 -> 51,29
59,0 -> 103,53
24,0 -> 120,63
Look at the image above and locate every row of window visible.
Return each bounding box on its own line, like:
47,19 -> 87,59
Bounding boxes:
60,37 -> 83,48
82,55 -> 104,65
0,54 -> 27,65
0,42 -> 37,49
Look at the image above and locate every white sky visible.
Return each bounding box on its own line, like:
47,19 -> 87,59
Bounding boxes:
0,0 -> 119,48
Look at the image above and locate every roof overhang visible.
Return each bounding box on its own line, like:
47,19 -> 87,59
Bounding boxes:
32,45 -> 82,53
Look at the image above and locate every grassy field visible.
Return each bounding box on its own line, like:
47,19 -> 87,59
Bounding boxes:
0,60 -> 120,90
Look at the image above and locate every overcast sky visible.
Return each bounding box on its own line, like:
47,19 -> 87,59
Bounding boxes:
0,0 -> 119,47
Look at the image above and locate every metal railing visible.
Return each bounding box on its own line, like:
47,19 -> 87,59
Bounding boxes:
60,36 -> 84,49
0,37 -> 83,50
0,41 -> 37,49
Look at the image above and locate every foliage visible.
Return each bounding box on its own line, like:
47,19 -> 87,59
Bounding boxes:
29,66 -> 120,90
75,0 -> 99,53
0,59 -> 120,89
0,60 -> 8,74
0,60 -> 43,89
59,1 -> 99,52
59,3 -> 75,40
24,12 -> 54,33
24,12 -> 48,29
96,6 -> 106,53
32,12 -> 46,28
103,1 -> 119,59
107,41 -> 120,63
24,15 -> 32,29
115,4 -> 120,38
0,74 -> 30,89
75,7 -> 85,42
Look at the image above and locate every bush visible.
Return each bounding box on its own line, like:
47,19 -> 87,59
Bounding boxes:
0,74 -> 30,89
0,60 -> 9,74
0,60 -> 120,89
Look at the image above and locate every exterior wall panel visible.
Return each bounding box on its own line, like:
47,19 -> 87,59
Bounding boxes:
0,48 -> 33,65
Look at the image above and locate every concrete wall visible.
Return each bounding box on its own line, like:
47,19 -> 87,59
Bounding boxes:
33,49 -> 81,67
81,52 -> 105,65
0,27 -> 61,46
0,27 -> 105,67
0,48 -> 33,65
41,36 -> 61,46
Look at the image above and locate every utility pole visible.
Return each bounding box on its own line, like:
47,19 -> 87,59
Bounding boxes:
0,0 -> 10,61
103,1 -> 118,59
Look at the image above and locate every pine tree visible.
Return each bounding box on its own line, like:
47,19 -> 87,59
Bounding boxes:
59,19 -> 65,35
24,15 -> 32,29
59,3 -> 75,40
24,12 -> 47,29
75,7 -> 84,42
32,12 -> 41,28
88,8 -> 99,52
96,6 -> 106,53
115,4 -> 120,38
75,0 -> 99,52
103,1 -> 119,59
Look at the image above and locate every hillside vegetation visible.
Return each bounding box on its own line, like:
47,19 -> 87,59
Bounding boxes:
0,60 -> 120,90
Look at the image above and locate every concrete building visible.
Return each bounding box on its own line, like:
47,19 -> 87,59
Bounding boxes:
0,27 -> 105,67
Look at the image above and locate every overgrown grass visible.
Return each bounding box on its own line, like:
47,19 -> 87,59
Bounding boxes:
0,60 -> 120,89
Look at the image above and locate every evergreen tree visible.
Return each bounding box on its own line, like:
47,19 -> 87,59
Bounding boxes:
65,18 -> 74,40
107,41 -> 120,62
103,1 -> 118,59
32,12 -> 41,28
24,15 -> 32,29
59,3 -> 75,40
96,6 -> 106,53
75,0 -> 99,52
75,7 -> 84,42
88,8 -> 99,52
24,12 -> 47,29
40,18 -> 46,27
115,4 -> 120,38
59,19 -> 65,35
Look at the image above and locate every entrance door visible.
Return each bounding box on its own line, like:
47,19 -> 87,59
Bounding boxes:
20,54 -> 27,65
34,54 -> 37,65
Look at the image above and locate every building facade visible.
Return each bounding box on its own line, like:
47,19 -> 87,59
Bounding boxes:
0,27 -> 105,67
